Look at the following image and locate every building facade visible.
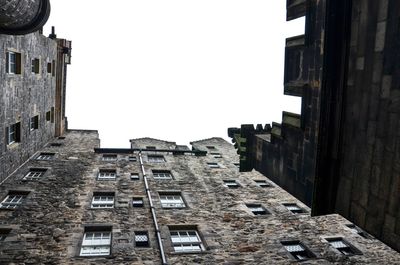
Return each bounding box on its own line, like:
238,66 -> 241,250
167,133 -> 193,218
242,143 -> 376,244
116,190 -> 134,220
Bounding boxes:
0,130 -> 399,264
0,30 -> 71,182
229,0 -> 400,252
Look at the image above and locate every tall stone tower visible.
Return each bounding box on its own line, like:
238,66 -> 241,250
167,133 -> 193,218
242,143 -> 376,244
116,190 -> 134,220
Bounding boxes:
0,0 -> 51,35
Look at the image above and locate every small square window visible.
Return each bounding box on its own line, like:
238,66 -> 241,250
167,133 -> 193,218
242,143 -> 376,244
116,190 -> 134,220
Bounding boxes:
210,152 -> 222,158
207,162 -> 220,168
169,228 -> 205,253
23,168 -> 47,181
0,191 -> 29,209
246,203 -> 269,215
91,192 -> 114,208
29,115 -> 39,131
254,180 -> 271,188
223,180 -> 240,188
102,154 -> 117,161
31,58 -> 40,74
132,197 -> 144,207
128,156 -> 137,162
130,173 -> 140,180
6,122 -> 21,145
153,170 -> 173,180
80,227 -> 112,256
346,224 -> 371,239
134,231 -> 150,247
6,51 -> 21,74
326,238 -> 361,255
0,229 -> 11,241
282,241 -> 315,261
98,169 -> 116,180
148,155 -> 165,163
283,203 -> 306,214
159,192 -> 186,208
36,152 -> 55,160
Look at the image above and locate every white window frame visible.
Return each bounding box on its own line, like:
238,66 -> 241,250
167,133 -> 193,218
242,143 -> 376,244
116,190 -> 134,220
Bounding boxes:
254,180 -> 271,188
207,162 -> 220,168
159,193 -> 185,208
36,153 -> 55,160
223,180 -> 240,188
91,194 -> 114,208
80,231 -> 111,256
283,203 -> 305,214
134,231 -> 149,247
282,241 -> 314,261
0,193 -> 27,209
98,170 -> 116,180
102,154 -> 117,161
153,171 -> 173,180
246,203 -> 268,215
130,173 -> 140,180
132,197 -> 144,207
170,229 -> 205,253
326,238 -> 359,255
148,155 -> 165,163
7,51 -> 16,74
8,124 -> 16,144
23,168 -> 46,181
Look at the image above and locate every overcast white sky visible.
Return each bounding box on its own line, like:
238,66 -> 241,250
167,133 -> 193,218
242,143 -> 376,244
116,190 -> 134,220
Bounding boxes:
44,1 -> 304,148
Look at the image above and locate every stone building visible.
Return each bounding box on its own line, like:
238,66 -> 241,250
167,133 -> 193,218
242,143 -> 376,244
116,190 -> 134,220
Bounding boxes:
229,0 -> 400,253
0,29 -> 71,182
0,130 -> 399,264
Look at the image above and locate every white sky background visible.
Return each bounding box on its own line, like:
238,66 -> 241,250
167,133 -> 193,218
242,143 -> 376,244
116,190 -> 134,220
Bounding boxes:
44,1 -> 304,148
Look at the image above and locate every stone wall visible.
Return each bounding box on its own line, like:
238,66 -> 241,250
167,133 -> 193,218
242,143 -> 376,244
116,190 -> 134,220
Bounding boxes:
0,131 -> 399,264
0,32 -> 58,182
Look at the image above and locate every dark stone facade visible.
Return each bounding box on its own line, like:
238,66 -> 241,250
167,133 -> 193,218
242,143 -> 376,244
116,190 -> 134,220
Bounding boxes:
229,0 -> 400,253
0,131 -> 399,264
0,31 -> 71,183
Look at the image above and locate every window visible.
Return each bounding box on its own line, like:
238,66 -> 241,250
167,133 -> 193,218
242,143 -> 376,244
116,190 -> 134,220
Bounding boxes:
58,136 -> 66,140
159,192 -> 186,208
223,180 -> 240,188
31,58 -> 40,74
46,111 -> 51,121
153,170 -> 173,180
102,154 -> 117,161
210,152 -> 222,158
169,228 -> 205,253
283,203 -> 306,214
207,162 -> 220,168
254,180 -> 271,188
98,169 -> 116,180
246,203 -> 269,215
132,197 -> 144,207
50,143 -> 62,147
134,231 -> 150,247
128,156 -> 137,162
0,191 -> 29,209
6,122 -> 21,145
282,241 -> 315,261
36,152 -> 55,160
346,224 -> 371,239
29,115 -> 39,131
6,51 -> 21,74
47,62 -> 52,73
206,146 -> 216,150
326,238 -> 361,255
23,168 -> 47,181
148,155 -> 165,163
130,173 -> 140,180
80,227 -> 112,256
50,107 -> 55,123
146,146 -> 156,150
52,59 -> 55,76
0,229 -> 11,241
91,193 -> 114,208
